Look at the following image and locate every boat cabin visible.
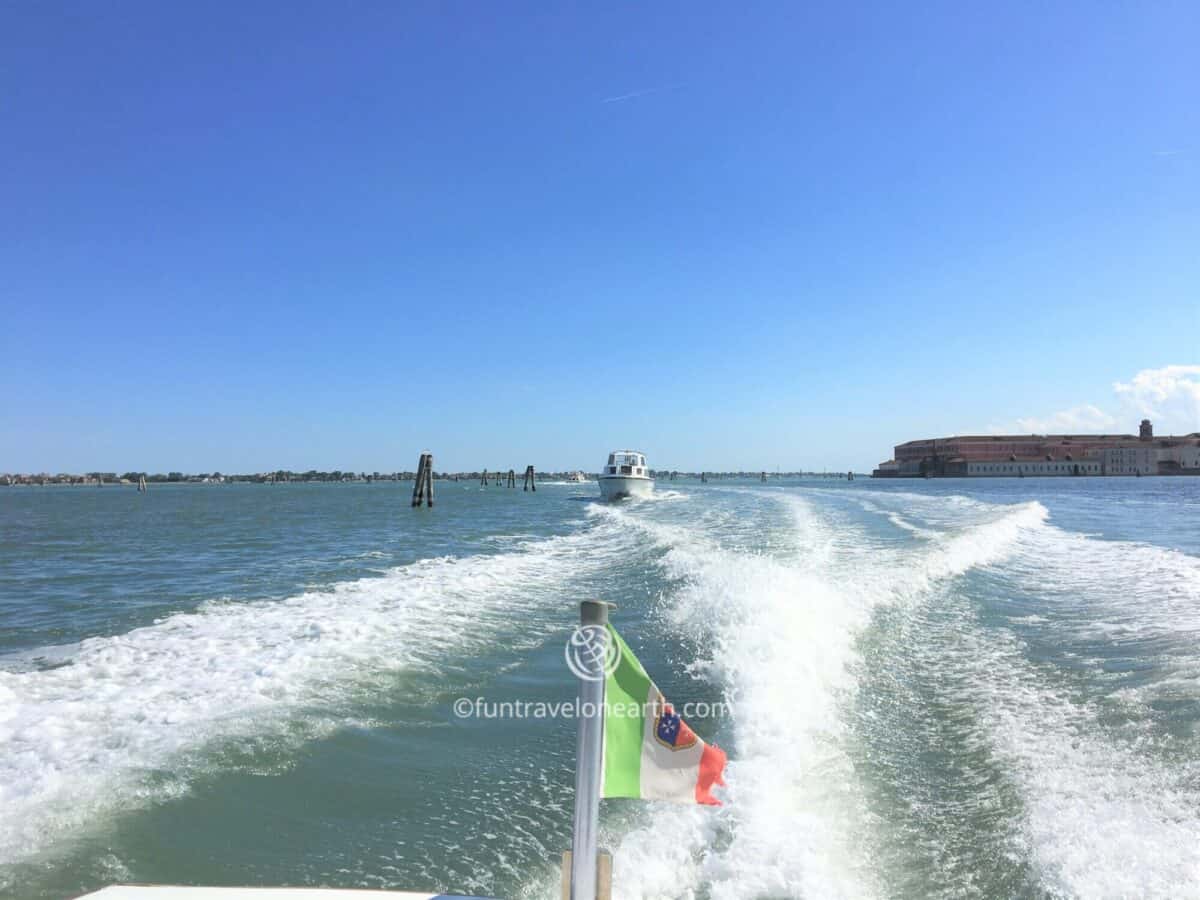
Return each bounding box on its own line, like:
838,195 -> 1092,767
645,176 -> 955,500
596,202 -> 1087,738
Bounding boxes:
606,452 -> 647,477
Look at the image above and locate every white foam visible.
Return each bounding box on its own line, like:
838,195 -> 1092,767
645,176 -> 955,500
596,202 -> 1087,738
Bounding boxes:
852,497 -> 939,539
0,521 -> 631,869
597,492 -> 1048,899
599,489 -> 1200,897
1001,522 -> 1200,637
632,489 -> 690,503
960,624 -> 1200,896
857,501 -> 1200,896
1008,614 -> 1049,625
968,516 -> 1200,893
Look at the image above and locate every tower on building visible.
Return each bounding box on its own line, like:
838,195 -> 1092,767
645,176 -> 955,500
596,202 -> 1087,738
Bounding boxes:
1140,419 -> 1153,441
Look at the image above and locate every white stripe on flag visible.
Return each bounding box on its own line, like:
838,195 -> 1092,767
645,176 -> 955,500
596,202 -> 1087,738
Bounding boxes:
638,683 -> 706,802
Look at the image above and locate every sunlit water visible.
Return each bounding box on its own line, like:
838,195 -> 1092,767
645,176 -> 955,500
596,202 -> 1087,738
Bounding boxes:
2,478 -> 1198,899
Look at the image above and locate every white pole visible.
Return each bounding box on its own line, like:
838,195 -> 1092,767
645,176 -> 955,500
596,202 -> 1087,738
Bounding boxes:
570,600 -> 609,900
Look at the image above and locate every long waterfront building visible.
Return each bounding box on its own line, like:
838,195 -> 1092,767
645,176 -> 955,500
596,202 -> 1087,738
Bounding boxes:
873,419 -> 1200,478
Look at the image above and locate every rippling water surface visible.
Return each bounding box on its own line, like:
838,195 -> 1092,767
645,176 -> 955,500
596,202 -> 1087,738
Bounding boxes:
2,478 -> 1198,898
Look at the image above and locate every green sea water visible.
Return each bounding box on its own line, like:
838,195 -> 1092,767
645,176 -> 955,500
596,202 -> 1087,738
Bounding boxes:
2,477 -> 1199,898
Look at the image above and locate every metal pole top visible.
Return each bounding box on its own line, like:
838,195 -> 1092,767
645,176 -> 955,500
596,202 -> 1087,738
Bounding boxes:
579,600 -> 612,627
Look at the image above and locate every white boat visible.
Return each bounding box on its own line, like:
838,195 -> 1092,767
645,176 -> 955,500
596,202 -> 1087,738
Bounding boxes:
568,471 -> 589,483
598,450 -> 653,500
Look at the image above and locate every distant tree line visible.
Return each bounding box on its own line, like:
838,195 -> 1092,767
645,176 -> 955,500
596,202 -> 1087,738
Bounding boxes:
4,470 -> 852,486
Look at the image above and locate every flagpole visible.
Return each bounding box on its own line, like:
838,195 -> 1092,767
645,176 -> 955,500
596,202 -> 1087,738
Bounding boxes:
570,600 -> 609,900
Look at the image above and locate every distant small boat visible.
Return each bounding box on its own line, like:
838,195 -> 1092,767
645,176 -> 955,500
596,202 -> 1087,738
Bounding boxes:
567,471 -> 588,483
599,450 -> 653,500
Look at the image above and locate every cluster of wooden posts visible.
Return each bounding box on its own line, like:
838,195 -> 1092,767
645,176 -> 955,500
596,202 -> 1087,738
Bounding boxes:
413,455 -> 537,508
408,461 -> 857,510
479,465 -> 536,491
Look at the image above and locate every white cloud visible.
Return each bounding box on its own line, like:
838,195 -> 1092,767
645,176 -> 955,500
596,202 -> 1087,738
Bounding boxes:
1013,404 -> 1118,434
988,365 -> 1200,436
1113,365 -> 1200,433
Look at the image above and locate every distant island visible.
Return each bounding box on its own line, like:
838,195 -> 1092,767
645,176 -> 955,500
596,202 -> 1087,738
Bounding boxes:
872,418 -> 1200,478
1,470 -> 854,486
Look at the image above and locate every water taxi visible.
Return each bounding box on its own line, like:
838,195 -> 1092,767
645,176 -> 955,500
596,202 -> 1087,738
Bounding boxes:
598,451 -> 653,500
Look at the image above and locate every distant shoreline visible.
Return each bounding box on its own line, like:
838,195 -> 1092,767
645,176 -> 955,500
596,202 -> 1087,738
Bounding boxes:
2,470 -> 854,487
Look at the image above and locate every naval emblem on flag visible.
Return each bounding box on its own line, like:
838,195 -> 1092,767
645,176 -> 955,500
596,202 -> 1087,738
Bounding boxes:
653,697 -> 698,751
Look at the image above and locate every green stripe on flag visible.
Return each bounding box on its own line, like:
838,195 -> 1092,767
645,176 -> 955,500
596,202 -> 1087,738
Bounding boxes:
602,624 -> 651,798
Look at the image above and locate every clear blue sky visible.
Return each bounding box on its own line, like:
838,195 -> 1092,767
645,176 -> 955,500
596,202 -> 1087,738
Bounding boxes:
3,2 -> 1197,473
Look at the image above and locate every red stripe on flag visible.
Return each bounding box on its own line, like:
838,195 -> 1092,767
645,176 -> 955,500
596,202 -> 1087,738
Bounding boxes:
695,741 -> 727,806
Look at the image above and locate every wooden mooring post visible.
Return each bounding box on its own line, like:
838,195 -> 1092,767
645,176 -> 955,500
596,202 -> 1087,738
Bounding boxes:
411,453 -> 433,507
523,465 -> 536,491
507,469 -> 516,488
482,469 -> 489,486
561,849 -> 612,900
701,472 -> 707,484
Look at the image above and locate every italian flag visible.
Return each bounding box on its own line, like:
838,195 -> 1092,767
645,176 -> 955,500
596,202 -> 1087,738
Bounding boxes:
601,625 -> 727,805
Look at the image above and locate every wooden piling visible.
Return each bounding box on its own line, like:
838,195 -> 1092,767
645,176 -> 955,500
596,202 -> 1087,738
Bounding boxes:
482,469 -> 489,486
523,465 -> 536,491
561,849 -> 612,900
411,453 -> 433,507
507,469 -> 516,488
412,455 -> 425,505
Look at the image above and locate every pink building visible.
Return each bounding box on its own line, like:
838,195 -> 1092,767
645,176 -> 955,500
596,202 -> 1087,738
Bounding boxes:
874,420 -> 1200,477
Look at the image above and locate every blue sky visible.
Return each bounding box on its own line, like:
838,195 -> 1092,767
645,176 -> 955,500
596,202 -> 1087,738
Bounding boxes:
2,2 -> 1197,473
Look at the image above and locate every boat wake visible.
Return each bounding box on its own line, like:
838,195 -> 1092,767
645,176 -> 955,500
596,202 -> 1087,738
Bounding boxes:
586,489 -> 1200,897
8,484 -> 1199,898
0,520 -> 633,876
586,492 -> 1049,899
